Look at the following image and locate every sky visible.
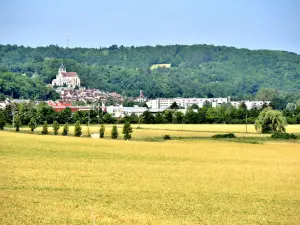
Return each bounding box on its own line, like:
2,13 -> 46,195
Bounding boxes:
0,0 -> 299,53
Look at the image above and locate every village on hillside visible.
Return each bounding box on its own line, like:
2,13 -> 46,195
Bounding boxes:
0,64 -> 270,118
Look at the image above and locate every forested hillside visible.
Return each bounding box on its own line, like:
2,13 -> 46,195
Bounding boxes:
0,44 -> 299,100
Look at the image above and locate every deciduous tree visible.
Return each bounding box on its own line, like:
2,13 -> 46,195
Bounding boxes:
255,107 -> 287,133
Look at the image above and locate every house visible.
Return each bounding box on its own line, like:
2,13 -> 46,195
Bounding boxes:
0,101 -> 7,109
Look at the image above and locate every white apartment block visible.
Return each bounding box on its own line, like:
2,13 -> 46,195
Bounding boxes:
230,100 -> 270,109
146,98 -> 228,110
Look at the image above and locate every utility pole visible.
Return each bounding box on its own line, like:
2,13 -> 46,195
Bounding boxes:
138,116 -> 141,129
12,104 -> 17,128
12,111 -> 15,128
87,109 -> 90,136
98,102 -> 100,125
246,114 -> 248,133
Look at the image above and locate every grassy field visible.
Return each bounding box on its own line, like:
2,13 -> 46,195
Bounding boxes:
0,130 -> 300,224
150,63 -> 171,70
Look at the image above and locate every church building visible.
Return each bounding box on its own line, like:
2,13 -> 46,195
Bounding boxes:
52,64 -> 81,87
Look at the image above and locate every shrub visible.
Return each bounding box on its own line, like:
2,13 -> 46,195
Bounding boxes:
74,120 -> 82,137
212,133 -> 236,138
163,134 -> 171,140
41,121 -> 48,135
0,111 -> 6,130
271,132 -> 298,140
62,123 -> 69,136
14,114 -> 22,132
122,121 -> 133,140
99,123 -> 105,138
53,120 -> 60,135
28,118 -> 37,132
111,125 -> 118,139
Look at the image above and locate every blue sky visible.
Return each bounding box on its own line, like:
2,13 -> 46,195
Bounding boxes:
0,0 -> 299,53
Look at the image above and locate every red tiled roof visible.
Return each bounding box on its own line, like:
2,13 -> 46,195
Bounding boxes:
61,72 -> 78,77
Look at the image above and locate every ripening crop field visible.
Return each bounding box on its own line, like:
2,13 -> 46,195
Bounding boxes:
0,130 -> 300,225
7,124 -> 300,139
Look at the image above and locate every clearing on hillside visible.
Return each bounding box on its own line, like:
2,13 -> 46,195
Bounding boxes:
150,63 -> 171,70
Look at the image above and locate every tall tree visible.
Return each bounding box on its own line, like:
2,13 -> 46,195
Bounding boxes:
255,107 -> 287,133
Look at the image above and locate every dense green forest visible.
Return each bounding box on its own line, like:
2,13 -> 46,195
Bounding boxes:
0,44 -> 299,100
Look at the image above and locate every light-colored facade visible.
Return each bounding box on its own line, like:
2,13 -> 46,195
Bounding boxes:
230,100 -> 270,109
146,98 -> 270,110
0,101 -> 7,109
106,106 -> 148,117
146,98 -> 228,109
52,64 -> 80,87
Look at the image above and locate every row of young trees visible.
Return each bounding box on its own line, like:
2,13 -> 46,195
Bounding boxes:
0,114 -> 134,140
0,107 -> 290,136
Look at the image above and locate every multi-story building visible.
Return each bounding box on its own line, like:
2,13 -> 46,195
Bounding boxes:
52,64 -> 81,87
146,97 -> 228,109
230,100 -> 270,109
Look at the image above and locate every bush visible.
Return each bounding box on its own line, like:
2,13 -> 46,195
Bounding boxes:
28,118 -> 37,132
41,121 -> 48,135
53,120 -> 60,135
111,125 -> 118,139
14,114 -> 22,132
0,111 -> 6,130
62,123 -> 69,136
122,121 -> 133,140
74,120 -> 82,137
163,134 -> 171,140
212,133 -> 236,138
99,123 -> 105,138
271,132 -> 298,140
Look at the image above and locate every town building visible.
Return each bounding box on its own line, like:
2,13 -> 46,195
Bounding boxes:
56,88 -> 124,104
146,98 -> 228,110
230,100 -> 270,109
52,63 -> 80,87
135,90 -> 147,103
106,105 -> 148,117
0,100 -> 8,109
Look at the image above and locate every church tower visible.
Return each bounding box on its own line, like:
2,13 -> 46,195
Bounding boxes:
58,63 -> 66,76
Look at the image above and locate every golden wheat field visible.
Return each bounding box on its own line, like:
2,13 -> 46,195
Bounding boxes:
0,129 -> 300,224
6,124 -> 300,139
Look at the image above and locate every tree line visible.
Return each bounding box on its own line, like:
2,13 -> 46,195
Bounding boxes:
1,101 -> 300,130
0,44 -> 299,101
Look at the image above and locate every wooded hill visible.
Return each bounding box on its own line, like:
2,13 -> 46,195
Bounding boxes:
0,44 -> 299,100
